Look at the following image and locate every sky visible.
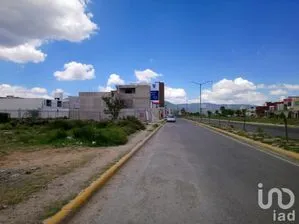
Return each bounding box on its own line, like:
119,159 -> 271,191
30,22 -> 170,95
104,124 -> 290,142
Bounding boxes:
0,0 -> 299,105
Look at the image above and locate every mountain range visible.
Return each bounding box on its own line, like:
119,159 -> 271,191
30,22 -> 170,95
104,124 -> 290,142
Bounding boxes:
165,101 -> 254,113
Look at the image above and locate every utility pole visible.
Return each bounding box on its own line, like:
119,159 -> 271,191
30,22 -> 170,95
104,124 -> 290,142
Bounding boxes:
191,81 -> 213,121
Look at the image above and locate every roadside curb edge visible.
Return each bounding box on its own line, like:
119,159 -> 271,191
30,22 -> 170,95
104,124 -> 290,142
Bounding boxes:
185,119 -> 299,162
43,122 -> 165,224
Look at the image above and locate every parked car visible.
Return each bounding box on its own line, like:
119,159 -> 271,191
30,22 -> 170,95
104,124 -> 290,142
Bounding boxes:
166,114 -> 176,122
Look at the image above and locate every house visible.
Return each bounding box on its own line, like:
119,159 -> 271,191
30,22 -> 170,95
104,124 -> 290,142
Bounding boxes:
0,93 -> 69,118
116,84 -> 150,109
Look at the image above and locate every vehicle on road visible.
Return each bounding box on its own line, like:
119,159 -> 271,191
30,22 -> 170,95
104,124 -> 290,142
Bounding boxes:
166,114 -> 176,122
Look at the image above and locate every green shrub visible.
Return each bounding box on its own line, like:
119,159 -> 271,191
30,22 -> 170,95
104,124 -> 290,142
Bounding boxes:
0,113 -> 10,123
73,126 -> 95,141
48,120 -> 73,130
95,121 -> 111,129
45,129 -> 68,143
0,123 -> 13,130
94,127 -> 127,146
72,126 -> 127,146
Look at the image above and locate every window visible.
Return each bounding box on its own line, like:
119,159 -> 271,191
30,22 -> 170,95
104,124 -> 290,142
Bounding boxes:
124,88 -> 135,94
57,101 -> 62,107
46,99 -> 52,107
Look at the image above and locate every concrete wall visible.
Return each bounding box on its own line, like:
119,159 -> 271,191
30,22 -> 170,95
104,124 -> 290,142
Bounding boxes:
0,98 -> 69,118
79,92 -> 110,120
0,98 -> 44,110
117,85 -> 150,109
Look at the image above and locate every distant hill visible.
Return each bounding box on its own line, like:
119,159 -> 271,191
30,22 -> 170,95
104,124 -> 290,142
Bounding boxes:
165,101 -> 254,113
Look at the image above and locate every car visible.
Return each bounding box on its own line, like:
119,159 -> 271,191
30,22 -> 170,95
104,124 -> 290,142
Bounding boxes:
166,114 -> 176,122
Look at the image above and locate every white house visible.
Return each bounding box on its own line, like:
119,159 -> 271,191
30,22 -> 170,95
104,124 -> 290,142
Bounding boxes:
0,93 -> 69,119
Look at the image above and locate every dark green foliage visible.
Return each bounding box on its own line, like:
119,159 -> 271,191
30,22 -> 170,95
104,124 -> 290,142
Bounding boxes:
102,96 -> 125,120
0,117 -> 145,150
72,126 -> 127,146
0,113 -> 10,123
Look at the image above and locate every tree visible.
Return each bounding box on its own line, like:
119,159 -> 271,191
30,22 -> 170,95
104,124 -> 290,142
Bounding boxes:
235,109 -> 242,117
181,107 -> 186,115
102,96 -> 125,120
220,106 -> 225,115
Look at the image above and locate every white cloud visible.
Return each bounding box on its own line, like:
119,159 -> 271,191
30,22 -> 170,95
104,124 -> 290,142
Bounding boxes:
265,84 -> 299,91
0,0 -> 97,63
165,86 -> 187,104
201,77 -> 267,105
135,69 -> 161,83
0,84 -> 51,98
54,61 -> 95,81
269,89 -> 288,96
107,74 -> 125,86
31,87 -> 48,94
98,86 -> 114,92
99,73 -> 125,92
0,42 -> 46,63
282,84 -> 299,90
256,84 -> 265,89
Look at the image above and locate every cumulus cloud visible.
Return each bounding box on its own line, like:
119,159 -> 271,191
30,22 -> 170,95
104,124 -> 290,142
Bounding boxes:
98,86 -> 114,92
269,89 -> 288,96
99,73 -> 125,92
165,86 -> 187,104
0,83 -> 51,98
107,74 -> 125,86
0,42 -> 46,63
201,77 -> 267,105
0,0 -> 97,63
54,61 -> 95,81
135,69 -> 161,83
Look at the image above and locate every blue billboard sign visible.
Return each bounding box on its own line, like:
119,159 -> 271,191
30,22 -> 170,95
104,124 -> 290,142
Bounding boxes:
150,91 -> 159,101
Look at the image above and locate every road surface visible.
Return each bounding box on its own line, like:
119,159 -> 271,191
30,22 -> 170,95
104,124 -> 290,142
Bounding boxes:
201,118 -> 299,139
69,119 -> 299,224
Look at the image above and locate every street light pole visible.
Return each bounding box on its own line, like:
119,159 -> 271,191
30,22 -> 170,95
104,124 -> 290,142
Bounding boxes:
192,81 -> 213,121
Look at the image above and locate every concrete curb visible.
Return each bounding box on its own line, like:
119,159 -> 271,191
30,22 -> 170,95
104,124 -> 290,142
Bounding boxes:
43,123 -> 164,224
185,119 -> 299,161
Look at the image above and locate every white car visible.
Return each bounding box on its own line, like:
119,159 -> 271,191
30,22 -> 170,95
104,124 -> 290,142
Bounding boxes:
166,115 -> 176,122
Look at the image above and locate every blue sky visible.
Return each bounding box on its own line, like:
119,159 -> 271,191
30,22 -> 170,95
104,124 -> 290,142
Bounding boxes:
0,0 -> 299,105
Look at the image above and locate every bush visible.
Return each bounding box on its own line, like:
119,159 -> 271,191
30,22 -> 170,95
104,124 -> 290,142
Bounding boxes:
0,113 -> 10,123
0,123 -> 13,130
72,126 -> 127,146
48,120 -> 74,130
45,129 -> 68,143
94,127 -> 127,146
73,126 -> 95,141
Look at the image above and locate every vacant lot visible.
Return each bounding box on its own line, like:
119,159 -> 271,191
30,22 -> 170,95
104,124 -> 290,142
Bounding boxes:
0,116 -> 145,155
0,117 -> 156,224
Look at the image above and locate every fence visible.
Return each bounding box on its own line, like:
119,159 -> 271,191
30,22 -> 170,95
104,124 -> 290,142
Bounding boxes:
0,109 -> 69,119
0,108 -> 165,122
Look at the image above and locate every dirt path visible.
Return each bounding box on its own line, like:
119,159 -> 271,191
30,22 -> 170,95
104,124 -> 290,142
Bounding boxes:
0,128 -> 152,224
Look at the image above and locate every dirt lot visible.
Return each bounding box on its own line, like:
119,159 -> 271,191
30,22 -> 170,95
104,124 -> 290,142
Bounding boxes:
0,126 -> 154,224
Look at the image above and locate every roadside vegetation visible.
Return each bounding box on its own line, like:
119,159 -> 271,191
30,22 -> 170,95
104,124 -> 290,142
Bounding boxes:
0,115 -> 145,155
186,117 -> 299,153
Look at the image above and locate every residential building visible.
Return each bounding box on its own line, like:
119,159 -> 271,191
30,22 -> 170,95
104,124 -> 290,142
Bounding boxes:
0,94 -> 69,118
284,96 -> 299,118
117,84 -> 150,109
246,106 -> 256,117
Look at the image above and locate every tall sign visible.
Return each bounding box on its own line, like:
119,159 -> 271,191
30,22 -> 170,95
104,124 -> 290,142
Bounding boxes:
150,82 -> 159,104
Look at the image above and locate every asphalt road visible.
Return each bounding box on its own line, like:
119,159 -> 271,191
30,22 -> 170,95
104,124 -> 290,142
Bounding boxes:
201,118 -> 299,140
69,119 -> 299,224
